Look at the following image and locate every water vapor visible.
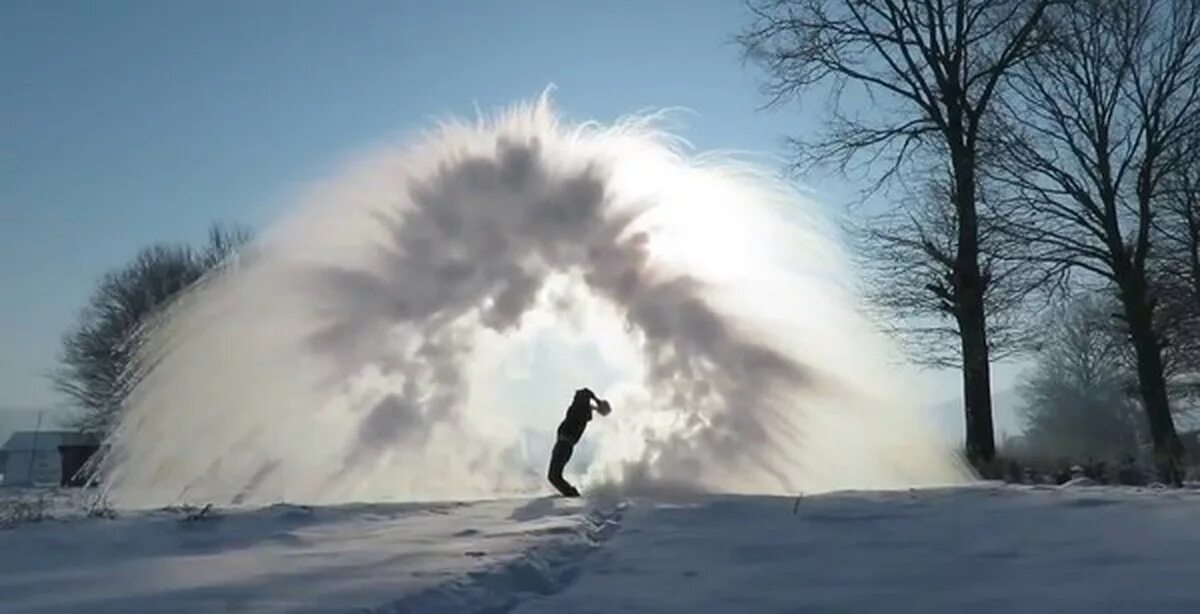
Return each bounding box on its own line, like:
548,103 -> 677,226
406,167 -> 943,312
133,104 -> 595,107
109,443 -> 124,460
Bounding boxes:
97,97 -> 970,507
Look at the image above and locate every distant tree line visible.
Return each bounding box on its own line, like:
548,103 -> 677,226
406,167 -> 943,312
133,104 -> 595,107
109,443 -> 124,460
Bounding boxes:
53,224 -> 252,437
741,0 -> 1200,482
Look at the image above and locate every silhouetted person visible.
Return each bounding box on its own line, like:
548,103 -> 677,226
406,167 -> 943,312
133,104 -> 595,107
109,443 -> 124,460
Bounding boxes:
548,388 -> 610,497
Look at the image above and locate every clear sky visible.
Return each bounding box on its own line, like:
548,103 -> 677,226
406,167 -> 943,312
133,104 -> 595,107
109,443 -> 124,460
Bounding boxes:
0,1 -> 1023,438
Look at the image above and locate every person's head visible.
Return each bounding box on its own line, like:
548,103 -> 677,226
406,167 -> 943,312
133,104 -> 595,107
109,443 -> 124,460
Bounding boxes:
573,388 -> 593,405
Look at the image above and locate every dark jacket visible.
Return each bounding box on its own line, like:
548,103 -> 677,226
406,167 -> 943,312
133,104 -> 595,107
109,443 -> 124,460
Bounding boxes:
556,390 -> 594,443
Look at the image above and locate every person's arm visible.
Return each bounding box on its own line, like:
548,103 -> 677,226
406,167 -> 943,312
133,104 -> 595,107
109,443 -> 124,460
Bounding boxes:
578,387 -> 611,415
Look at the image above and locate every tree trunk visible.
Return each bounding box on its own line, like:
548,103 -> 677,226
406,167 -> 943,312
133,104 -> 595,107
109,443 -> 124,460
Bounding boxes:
1121,282 -> 1183,485
1188,211 -> 1200,299
959,292 -> 996,467
951,153 -> 996,469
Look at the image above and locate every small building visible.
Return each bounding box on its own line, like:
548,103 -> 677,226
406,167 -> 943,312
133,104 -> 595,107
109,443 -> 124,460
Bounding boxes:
1,431 -> 98,487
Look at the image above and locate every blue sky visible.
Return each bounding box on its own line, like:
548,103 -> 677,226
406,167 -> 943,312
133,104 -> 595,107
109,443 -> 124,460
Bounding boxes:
0,1 -> 1023,437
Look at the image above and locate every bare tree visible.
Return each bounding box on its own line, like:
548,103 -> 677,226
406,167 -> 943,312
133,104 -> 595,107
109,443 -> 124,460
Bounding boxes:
1164,157 -> 1200,297
991,0 -> 1200,483
54,224 -> 253,437
1018,297 -> 1143,461
853,173 -> 1047,367
739,0 -> 1056,465
1159,137 -> 1200,382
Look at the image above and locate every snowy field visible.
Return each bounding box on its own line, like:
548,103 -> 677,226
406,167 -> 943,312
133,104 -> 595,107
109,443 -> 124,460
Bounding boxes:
2,484 -> 1199,613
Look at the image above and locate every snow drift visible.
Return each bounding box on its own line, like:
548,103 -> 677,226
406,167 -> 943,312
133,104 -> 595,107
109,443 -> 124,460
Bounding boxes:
95,96 -> 970,507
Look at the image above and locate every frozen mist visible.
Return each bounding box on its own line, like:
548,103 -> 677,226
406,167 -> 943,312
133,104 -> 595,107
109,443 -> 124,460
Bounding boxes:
95,96 -> 971,507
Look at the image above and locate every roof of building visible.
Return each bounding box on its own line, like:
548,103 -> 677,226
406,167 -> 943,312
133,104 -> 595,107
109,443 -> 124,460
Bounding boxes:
1,431 -> 97,452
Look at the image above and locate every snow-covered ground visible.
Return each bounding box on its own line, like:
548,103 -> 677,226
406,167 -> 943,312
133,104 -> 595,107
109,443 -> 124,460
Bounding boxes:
2,484 -> 1199,613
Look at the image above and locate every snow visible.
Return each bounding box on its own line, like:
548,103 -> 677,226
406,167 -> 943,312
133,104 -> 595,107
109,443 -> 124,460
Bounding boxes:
515,485 -> 1200,613
0,493 -> 617,612
2,484 -> 1200,612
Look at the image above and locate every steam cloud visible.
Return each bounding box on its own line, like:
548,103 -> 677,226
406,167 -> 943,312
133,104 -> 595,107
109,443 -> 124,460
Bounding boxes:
96,97 -> 971,507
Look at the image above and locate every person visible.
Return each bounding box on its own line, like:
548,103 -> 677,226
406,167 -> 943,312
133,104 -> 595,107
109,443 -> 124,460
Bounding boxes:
548,387 -> 610,497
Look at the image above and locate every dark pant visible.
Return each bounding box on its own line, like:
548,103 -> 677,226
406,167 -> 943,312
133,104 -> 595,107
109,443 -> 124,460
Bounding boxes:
547,438 -> 580,497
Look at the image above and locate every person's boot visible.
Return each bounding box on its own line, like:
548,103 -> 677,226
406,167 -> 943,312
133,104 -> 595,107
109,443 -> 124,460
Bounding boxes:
548,473 -> 580,497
